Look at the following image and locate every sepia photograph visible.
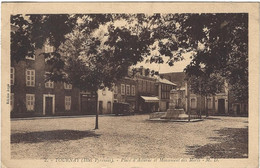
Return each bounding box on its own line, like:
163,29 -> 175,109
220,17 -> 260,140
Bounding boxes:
2,2 -> 259,168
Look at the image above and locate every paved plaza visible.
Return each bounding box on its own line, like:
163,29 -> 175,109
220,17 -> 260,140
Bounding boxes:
11,115 -> 248,159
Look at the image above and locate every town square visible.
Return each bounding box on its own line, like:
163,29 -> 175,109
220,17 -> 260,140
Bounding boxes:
3,3 -> 259,168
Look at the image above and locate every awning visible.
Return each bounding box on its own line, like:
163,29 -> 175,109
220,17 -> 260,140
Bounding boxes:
141,96 -> 159,103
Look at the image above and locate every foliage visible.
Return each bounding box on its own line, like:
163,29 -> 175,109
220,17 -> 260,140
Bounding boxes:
182,13 -> 248,101
11,13 -> 248,102
188,73 -> 225,97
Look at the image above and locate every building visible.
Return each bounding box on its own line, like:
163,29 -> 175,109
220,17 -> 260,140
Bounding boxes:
135,67 -> 158,113
228,89 -> 248,116
113,76 -> 137,111
162,72 -> 230,116
97,88 -> 114,114
10,44 -> 97,117
155,77 -> 177,111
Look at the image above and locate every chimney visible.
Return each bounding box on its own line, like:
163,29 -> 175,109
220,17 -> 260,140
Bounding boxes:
127,67 -> 133,77
145,68 -> 150,76
139,66 -> 144,76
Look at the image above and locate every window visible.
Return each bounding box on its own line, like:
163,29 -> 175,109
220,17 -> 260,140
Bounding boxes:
207,98 -> 212,109
10,93 -> 14,111
166,92 -> 169,99
45,72 -> 54,88
45,80 -> 54,88
64,83 -> 72,89
147,81 -> 150,92
191,98 -> 196,109
26,94 -> 35,111
121,84 -> 125,95
143,80 -> 147,92
150,82 -> 154,92
65,96 -> 71,110
26,54 -> 35,60
131,85 -> 135,96
26,69 -> 35,87
138,80 -> 142,92
114,85 -> 118,94
11,67 -> 15,85
44,44 -> 54,53
161,92 -> 166,99
126,85 -> 130,95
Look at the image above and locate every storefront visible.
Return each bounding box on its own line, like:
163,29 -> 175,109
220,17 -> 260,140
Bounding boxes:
139,96 -> 159,113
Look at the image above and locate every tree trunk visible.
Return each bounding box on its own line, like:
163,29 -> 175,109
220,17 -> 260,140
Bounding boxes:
199,95 -> 202,119
95,110 -> 99,129
205,96 -> 209,117
94,91 -> 99,129
187,80 -> 191,122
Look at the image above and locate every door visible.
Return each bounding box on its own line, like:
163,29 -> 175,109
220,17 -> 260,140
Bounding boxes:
45,97 -> 53,115
236,104 -> 241,114
81,94 -> 97,115
218,99 -> 225,114
107,102 -> 111,113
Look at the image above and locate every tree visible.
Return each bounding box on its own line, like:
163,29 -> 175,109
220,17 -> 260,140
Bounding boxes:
11,14 -> 158,129
11,13 -> 248,126
187,73 -> 224,117
181,14 -> 248,102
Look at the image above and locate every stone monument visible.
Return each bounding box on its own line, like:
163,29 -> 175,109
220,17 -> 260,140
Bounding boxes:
162,89 -> 189,120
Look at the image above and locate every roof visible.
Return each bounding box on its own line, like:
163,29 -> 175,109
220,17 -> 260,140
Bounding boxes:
141,96 -> 159,103
156,77 -> 177,86
160,72 -> 186,87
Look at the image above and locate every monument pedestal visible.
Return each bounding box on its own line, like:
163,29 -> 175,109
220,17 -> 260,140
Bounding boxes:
149,89 -> 189,120
161,108 -> 189,120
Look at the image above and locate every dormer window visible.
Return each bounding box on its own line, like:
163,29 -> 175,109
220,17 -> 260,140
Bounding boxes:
44,44 -> 54,53
64,83 -> 72,90
26,54 -> 35,60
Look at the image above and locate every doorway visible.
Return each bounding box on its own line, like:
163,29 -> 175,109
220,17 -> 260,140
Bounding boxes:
236,104 -> 241,114
45,97 -> 53,115
43,94 -> 55,116
81,94 -> 97,115
218,99 -> 225,114
107,102 -> 111,113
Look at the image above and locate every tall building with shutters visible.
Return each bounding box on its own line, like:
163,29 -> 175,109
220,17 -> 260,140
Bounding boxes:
10,43 -> 97,118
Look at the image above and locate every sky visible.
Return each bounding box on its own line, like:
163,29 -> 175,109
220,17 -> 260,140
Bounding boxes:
135,52 -> 192,73
91,18 -> 193,74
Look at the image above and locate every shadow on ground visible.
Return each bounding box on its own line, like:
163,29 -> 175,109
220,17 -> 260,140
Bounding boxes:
203,117 -> 222,120
186,127 -> 248,158
11,130 -> 100,144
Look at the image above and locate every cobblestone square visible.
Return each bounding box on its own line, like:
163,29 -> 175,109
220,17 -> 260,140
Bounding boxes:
11,115 -> 248,159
